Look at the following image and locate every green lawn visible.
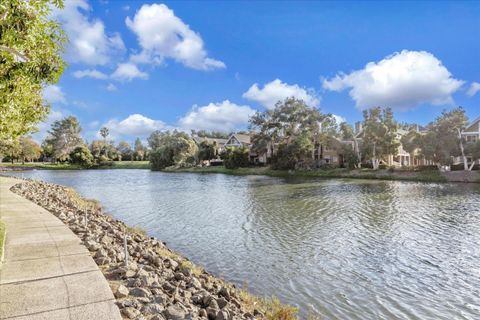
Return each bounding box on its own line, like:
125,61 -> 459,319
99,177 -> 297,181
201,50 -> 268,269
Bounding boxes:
0,161 -> 150,170
0,221 -> 5,264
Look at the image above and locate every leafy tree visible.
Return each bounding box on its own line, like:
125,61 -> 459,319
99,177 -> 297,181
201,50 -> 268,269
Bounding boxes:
465,141 -> 480,170
149,131 -> 198,170
361,107 -> 399,169
69,145 -> 93,167
222,147 -> 249,169
430,108 -> 469,170
339,122 -> 361,167
18,136 -> 41,163
99,127 -> 109,140
197,140 -> 217,162
0,0 -> 66,140
47,116 -> 83,161
117,141 -> 133,161
249,97 -> 332,168
147,130 -> 164,150
0,139 -> 20,163
342,145 -> 360,169
191,130 -> 229,139
133,138 -> 146,161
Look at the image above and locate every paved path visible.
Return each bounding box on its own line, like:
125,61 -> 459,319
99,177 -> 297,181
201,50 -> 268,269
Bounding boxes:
0,177 -> 121,320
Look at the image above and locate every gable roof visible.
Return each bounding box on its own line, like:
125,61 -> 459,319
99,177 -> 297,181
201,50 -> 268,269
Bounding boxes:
464,117 -> 480,133
225,133 -> 251,146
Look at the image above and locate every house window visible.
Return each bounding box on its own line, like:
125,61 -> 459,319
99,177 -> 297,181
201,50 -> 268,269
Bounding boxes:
466,135 -> 478,143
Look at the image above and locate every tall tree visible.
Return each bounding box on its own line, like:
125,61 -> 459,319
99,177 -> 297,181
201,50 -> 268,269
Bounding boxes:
149,131 -> 198,170
0,0 -> 66,140
47,116 -> 83,161
361,107 -> 399,169
18,136 -> 41,163
197,140 -> 217,163
117,141 -> 133,161
133,138 -> 145,161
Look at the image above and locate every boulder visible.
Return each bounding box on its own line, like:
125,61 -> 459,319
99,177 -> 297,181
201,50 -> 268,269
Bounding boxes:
129,287 -> 152,298
164,305 -> 186,320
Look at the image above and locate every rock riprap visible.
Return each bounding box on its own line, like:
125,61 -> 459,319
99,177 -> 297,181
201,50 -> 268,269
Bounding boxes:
10,180 -> 275,320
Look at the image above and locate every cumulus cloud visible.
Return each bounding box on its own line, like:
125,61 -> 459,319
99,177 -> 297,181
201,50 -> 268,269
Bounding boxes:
467,82 -> 480,97
111,63 -> 148,81
55,0 -> 125,65
332,114 -> 346,124
243,79 -> 320,109
72,69 -> 109,79
125,3 -> 225,70
322,50 -> 464,111
179,100 -> 255,132
43,85 -> 66,104
103,114 -> 166,138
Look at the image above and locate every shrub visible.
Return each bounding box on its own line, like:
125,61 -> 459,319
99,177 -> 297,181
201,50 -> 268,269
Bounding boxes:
378,164 -> 388,170
222,147 -> 249,169
150,146 -> 174,170
416,165 -> 438,171
68,145 -> 94,167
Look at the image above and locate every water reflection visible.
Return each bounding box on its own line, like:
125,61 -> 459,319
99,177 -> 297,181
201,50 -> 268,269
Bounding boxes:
4,169 -> 480,319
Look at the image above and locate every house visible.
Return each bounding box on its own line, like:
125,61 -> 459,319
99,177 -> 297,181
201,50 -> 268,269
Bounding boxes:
223,133 -> 268,163
192,136 -> 228,153
455,117 -> 480,166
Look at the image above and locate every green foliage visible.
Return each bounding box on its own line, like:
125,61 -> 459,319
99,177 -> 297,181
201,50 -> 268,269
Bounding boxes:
19,136 -> 41,162
342,145 -> 359,169
149,131 -> 198,170
361,107 -> 399,169
117,141 -> 133,161
133,138 -> 146,161
0,0 -> 66,140
69,145 -> 93,167
197,140 -> 217,162
222,147 -> 249,169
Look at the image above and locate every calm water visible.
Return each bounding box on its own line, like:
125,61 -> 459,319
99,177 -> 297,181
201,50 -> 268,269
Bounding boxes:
5,169 -> 480,319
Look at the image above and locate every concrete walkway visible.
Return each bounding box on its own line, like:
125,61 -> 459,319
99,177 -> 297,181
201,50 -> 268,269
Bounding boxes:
0,177 -> 121,320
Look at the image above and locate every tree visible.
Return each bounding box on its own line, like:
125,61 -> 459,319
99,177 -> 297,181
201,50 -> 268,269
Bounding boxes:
339,122 -> 361,167
431,108 -> 469,170
465,141 -> 480,171
0,139 -> 20,163
400,129 -> 422,165
249,97 -> 332,169
18,136 -> 41,163
197,140 -> 217,163
69,145 -> 93,167
0,0 -> 66,140
361,107 -> 399,170
149,131 -> 198,170
133,138 -> 145,161
117,141 -> 132,161
47,116 -> 83,161
222,147 -> 249,169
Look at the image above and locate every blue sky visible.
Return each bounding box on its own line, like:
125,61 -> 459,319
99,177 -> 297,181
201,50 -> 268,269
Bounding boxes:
40,0 -> 480,143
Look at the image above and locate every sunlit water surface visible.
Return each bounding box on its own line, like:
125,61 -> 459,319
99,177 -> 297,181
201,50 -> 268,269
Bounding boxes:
6,170 -> 480,319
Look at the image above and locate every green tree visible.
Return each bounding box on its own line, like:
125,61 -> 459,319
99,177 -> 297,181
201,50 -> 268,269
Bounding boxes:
18,136 -> 41,163
0,139 -> 20,163
222,146 -> 249,169
0,0 -> 66,140
117,141 -> 133,161
47,116 -> 83,161
361,107 -> 399,170
197,140 -> 217,163
149,131 -> 198,170
69,145 -> 93,167
249,97 -> 332,168
133,138 -> 145,161
465,141 -> 480,170
339,122 -> 361,167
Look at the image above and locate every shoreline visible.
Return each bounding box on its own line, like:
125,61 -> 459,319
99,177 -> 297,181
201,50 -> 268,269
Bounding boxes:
162,166 -> 480,184
8,177 -> 298,320
2,162 -> 479,183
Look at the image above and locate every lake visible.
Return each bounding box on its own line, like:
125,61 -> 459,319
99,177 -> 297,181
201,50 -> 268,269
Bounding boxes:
5,169 -> 480,319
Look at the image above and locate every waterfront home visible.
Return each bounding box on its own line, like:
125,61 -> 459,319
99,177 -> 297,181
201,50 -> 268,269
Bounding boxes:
454,117 -> 480,166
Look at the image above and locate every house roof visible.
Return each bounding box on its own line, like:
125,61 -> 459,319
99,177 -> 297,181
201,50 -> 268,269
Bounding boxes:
464,117 -> 480,133
192,136 -> 228,146
225,133 -> 251,146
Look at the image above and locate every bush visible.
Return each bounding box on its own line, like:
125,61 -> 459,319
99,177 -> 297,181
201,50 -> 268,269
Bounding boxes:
416,165 -> 438,171
69,145 -> 94,167
150,146 -> 174,170
378,164 -> 388,170
222,147 -> 249,169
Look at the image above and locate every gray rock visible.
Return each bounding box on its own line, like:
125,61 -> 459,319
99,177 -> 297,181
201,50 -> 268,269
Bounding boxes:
216,297 -> 228,309
121,307 -> 141,319
141,303 -> 165,315
129,287 -> 152,298
114,284 -> 129,299
215,310 -> 229,320
164,305 -> 186,320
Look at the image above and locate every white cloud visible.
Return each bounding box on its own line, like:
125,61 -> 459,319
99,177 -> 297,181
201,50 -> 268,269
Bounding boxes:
73,69 -> 109,79
43,85 -> 66,104
111,63 -> 148,81
179,100 -> 256,132
332,114 -> 346,124
55,0 -> 125,65
106,83 -> 117,91
125,3 -> 225,70
243,79 -> 320,109
322,50 -> 464,111
103,114 -> 166,138
467,82 -> 480,97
